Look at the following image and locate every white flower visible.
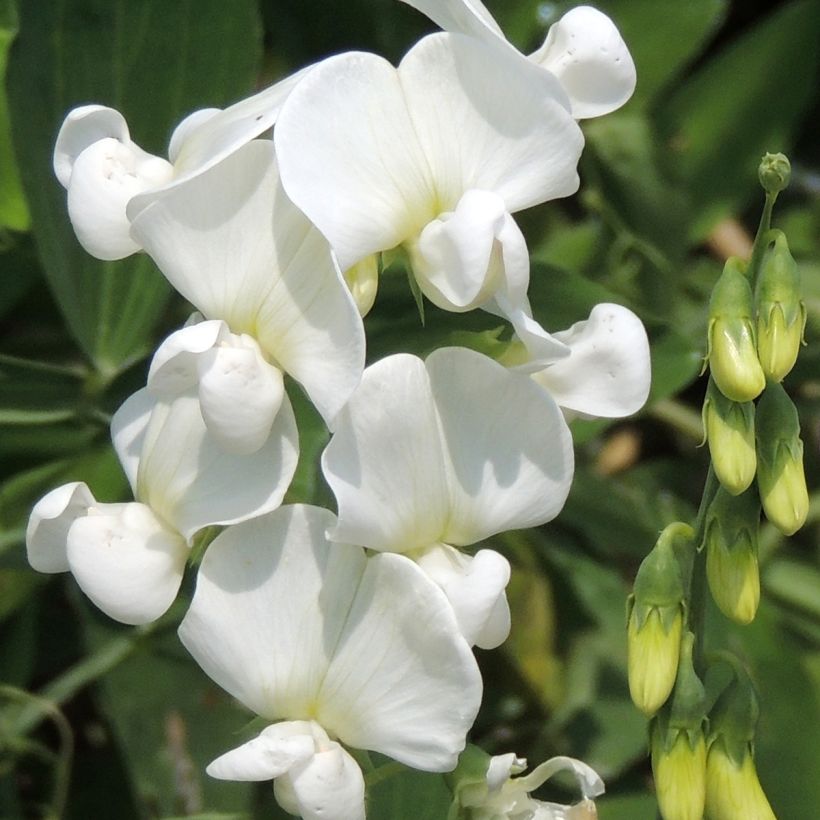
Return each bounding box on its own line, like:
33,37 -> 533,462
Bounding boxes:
460,753 -> 605,820
322,347 -> 574,649
25,387 -> 298,624
178,504 -> 483,820
509,303 -> 651,421
275,32 -> 583,318
53,66 -> 309,260
130,140 -> 365,431
399,1 -> 636,119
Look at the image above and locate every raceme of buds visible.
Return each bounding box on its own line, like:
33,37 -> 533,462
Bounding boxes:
755,230 -> 806,382
758,152 -> 791,197
706,257 -> 765,403
703,487 -> 761,624
702,378 -> 756,496
627,523 -> 690,716
755,382 -> 809,535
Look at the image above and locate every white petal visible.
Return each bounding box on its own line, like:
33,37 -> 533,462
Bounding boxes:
252,179 -> 365,426
533,303 -> 651,418
66,502 -> 187,624
26,482 -> 95,573
179,506 -> 365,719
416,545 -> 511,649
506,310 -> 571,372
275,50 -> 435,271
518,756 -> 605,800
196,341 -> 285,455
53,105 -> 130,189
486,754 -> 528,792
67,138 -> 173,260
322,354 -> 450,553
110,388 -> 155,495
129,140 -> 280,326
167,108 -> 221,164
285,743 -> 365,820
530,6 -> 636,119
398,33 -> 582,214
206,722 -> 316,781
135,391 -> 299,540
317,551 -> 482,771
399,0 -> 504,41
427,347 -> 574,544
410,189 -> 510,312
147,320 -> 228,399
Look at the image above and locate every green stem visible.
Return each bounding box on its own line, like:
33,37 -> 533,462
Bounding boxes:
648,398 -> 704,442
365,761 -> 406,788
747,192 -> 777,287
688,465 -> 719,674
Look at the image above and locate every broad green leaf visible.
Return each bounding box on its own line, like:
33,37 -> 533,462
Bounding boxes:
657,0 -> 820,239
7,0 -> 263,375
0,0 -> 28,232
764,558 -> 820,621
599,792 -> 657,819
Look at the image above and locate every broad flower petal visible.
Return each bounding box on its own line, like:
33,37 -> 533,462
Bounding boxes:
179,505 -> 482,773
530,6 -> 636,119
528,303 -> 651,419
66,501 -> 187,625
26,482 -> 95,573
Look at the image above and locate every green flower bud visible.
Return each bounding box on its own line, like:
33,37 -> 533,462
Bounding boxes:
627,524 -> 690,716
756,383 -> 809,535
755,231 -> 806,382
758,152 -> 791,196
706,258 -> 765,403
705,738 -> 776,820
703,379 -> 756,495
343,254 -> 379,316
703,487 -> 761,624
650,634 -> 708,820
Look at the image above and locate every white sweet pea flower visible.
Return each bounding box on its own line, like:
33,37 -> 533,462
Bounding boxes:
129,140 -> 365,431
53,66 -> 309,260
275,32 -> 583,319
179,504 -> 483,820
507,303 -> 651,421
458,753 -> 605,820
25,387 -> 298,624
322,347 -> 574,649
399,1 -> 636,120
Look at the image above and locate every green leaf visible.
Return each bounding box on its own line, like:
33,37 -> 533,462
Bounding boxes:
0,0 -> 29,232
657,0 -> 820,238
367,765 -> 452,820
7,0 -> 263,374
599,792 -> 658,819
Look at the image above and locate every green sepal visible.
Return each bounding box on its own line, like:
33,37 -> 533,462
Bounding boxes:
445,744 -> 493,820
706,258 -> 765,402
667,633 -> 708,733
446,326 -> 510,362
707,666 -> 760,767
702,379 -> 756,496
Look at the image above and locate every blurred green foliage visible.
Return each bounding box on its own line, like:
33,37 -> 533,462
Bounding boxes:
1,1 -> 818,818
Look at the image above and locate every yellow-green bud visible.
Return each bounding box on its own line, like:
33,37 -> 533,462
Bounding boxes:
758,152 -> 791,196
343,254 -> 379,316
705,738 -> 776,820
706,258 -> 765,403
703,487 -> 761,624
650,633 -> 707,820
703,379 -> 756,495
627,524 -> 690,716
652,726 -> 706,820
756,383 -> 809,535
755,231 -> 806,382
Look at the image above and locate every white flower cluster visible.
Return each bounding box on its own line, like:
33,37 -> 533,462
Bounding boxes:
27,3 -> 650,818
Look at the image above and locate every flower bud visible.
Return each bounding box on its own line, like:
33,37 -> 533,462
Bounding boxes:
705,738 -> 776,820
703,487 -> 761,624
755,231 -> 806,382
756,383 -> 809,535
702,379 -> 756,495
342,254 -> 379,316
627,524 -> 690,716
758,152 -> 790,196
651,634 -> 707,820
706,258 -> 765,403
